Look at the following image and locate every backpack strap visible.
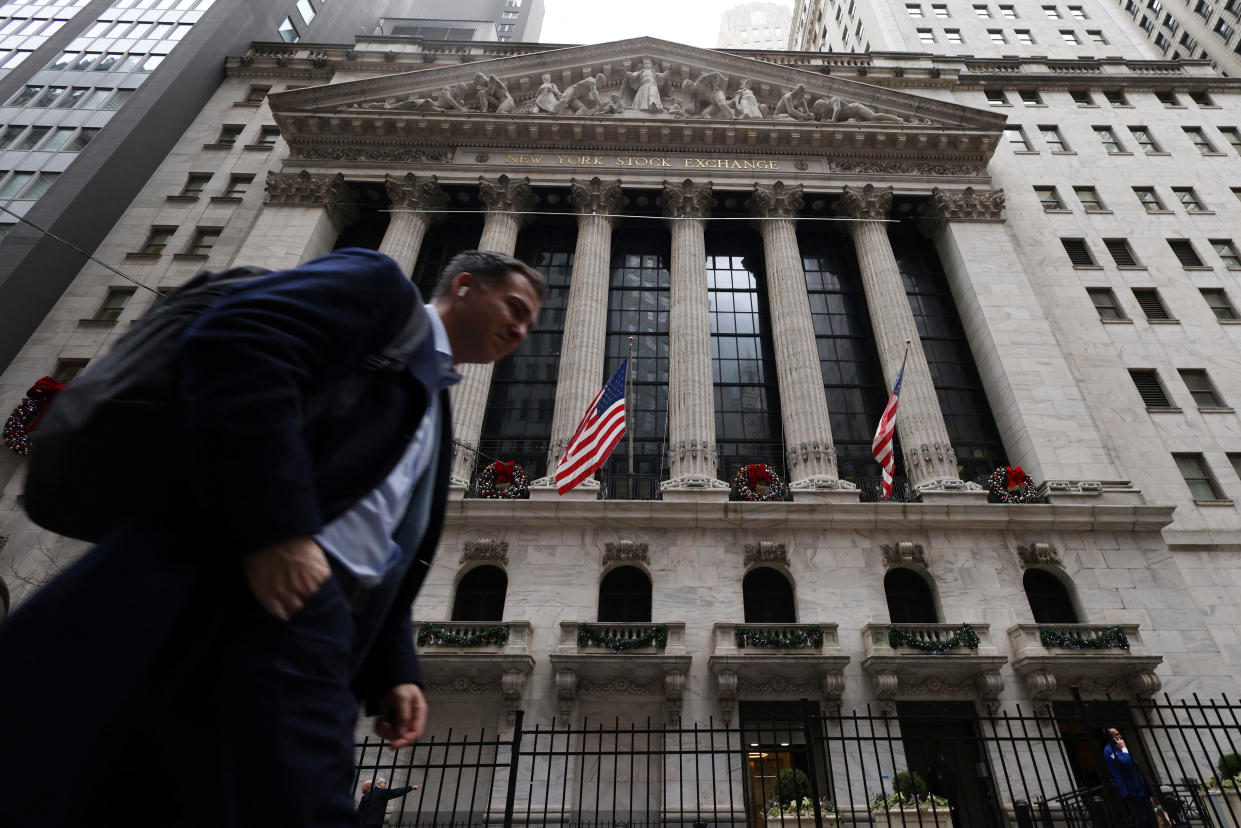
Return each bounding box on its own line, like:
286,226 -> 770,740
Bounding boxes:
312,299 -> 432,423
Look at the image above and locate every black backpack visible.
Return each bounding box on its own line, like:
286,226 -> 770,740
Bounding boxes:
24,263 -> 429,542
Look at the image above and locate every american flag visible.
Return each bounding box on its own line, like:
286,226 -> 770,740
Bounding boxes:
556,360 -> 628,495
871,361 -> 905,501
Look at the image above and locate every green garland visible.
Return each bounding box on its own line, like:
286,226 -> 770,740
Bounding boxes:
417,623 -> 510,648
736,625 -> 824,649
889,623 -> 980,653
1040,626 -> 1130,651
578,622 -> 668,652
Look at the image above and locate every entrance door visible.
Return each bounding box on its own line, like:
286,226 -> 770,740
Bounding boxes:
896,702 -> 1003,828
741,702 -> 817,828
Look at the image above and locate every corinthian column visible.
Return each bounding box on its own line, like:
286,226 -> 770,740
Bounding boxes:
448,174 -> 536,486
750,182 -> 854,501
661,179 -> 727,499
232,171 -> 358,270
531,177 -> 623,499
379,173 -> 447,274
836,184 -> 966,494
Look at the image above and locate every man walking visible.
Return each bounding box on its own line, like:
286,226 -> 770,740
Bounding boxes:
0,248 -> 545,828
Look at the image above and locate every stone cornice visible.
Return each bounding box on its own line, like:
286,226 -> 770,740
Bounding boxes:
441,499 -> 1177,533
926,186 -> 1006,222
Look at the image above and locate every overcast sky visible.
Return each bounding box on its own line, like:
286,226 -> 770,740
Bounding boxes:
539,0 -> 789,48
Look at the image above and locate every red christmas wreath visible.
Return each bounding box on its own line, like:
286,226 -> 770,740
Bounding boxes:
476,460 -> 529,499
3,376 -> 65,457
987,465 -> 1037,504
731,463 -> 786,502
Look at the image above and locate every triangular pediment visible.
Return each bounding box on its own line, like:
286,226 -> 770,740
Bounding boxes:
270,37 -> 1005,168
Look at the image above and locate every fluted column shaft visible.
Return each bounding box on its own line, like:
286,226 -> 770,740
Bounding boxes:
838,185 -> 960,488
379,173 -> 446,274
449,175 -> 534,485
751,182 -> 840,487
537,178 -> 623,487
662,180 -> 725,491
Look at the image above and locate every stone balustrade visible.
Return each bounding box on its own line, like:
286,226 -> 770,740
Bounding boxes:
411,620 -> 535,724
550,621 -> 691,721
1008,623 -> 1162,703
860,622 -> 1006,712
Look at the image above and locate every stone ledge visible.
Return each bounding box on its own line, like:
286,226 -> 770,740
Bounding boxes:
442,499 -> 1176,532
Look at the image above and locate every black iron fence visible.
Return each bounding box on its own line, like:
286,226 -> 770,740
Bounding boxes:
355,692 -> 1241,828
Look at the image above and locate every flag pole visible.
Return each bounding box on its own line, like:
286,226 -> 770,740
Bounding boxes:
626,336 -> 635,494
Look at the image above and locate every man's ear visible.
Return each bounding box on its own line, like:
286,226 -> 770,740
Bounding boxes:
451,271 -> 473,298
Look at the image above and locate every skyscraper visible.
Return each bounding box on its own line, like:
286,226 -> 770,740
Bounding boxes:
717,2 -> 793,50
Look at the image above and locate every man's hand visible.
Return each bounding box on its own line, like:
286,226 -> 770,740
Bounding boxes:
243,535 -> 330,620
375,684 -> 428,749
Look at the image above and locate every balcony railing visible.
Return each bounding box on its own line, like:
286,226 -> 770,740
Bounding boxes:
1008,623 -> 1163,700
863,622 -> 997,657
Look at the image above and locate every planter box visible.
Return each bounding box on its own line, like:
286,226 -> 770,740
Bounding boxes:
763,814 -> 837,825
1207,789 -> 1241,828
871,807 -> 952,827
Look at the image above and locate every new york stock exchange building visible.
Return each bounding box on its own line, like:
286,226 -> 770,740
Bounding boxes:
4,28 -> 1241,827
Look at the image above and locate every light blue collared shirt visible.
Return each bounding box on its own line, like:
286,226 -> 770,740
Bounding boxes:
315,304 -> 460,586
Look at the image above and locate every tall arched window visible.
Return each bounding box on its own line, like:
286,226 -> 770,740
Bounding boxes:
884,568 -> 939,623
1023,569 -> 1079,624
598,566 -> 652,622
743,567 -> 796,623
451,565 -> 508,622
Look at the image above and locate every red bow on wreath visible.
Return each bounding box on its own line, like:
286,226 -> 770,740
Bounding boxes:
745,463 -> 773,488
493,461 -> 516,484
21,376 -> 65,433
1006,466 -> 1028,488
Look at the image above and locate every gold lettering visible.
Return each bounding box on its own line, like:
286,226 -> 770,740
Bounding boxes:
505,154 -> 521,163
556,155 -> 567,164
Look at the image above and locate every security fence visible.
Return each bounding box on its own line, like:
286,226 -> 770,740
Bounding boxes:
355,691 -> 1241,828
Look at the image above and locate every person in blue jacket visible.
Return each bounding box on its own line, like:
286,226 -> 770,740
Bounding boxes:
0,248 -> 545,828
1103,727 -> 1159,828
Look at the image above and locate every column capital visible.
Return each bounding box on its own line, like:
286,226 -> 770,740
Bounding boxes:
478,174 -> 536,215
924,186 -> 1006,222
749,181 -> 804,219
662,179 -> 713,219
385,172 -> 448,215
264,170 -> 358,228
835,184 -> 893,221
569,176 -> 623,218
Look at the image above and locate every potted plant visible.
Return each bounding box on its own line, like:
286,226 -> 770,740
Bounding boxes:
870,772 -> 952,828
1203,754 -> 1241,828
762,796 -> 836,824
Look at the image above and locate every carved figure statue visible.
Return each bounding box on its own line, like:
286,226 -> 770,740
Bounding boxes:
682,71 -> 735,119
553,74 -> 607,115
774,84 -> 814,121
813,95 -> 908,124
434,83 -> 471,112
624,57 -> 672,113
533,73 -> 561,113
599,93 -> 626,115
473,73 -> 514,113
732,78 -> 767,119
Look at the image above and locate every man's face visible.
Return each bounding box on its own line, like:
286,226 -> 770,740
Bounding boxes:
447,271 -> 542,365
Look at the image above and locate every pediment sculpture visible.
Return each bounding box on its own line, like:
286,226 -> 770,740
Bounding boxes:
349,58 -> 928,125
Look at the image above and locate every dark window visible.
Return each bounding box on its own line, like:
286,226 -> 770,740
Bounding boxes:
1174,453 -> 1224,500
1179,369 -> 1226,408
1201,288 -> 1238,320
895,220 -> 1006,481
743,567 -> 796,623
708,238 -> 784,482
1168,239 -> 1204,267
1062,238 -> 1096,266
1087,287 -> 1126,320
180,173 -> 211,197
186,227 -> 221,255
139,226 -> 175,255
1071,90 -> 1093,105
256,126 -> 280,146
1133,187 -> 1164,211
1076,186 -> 1105,210
51,359 -> 88,383
216,124 -> 243,145
1132,288 -> 1173,320
1104,239 -> 1138,266
245,84 -> 271,103
600,231 -> 670,484
1020,89 -> 1043,104
1129,369 -> 1174,408
481,224 -> 574,480
451,565 -> 507,621
1104,91 -> 1127,105
224,175 -> 252,197
885,568 -> 938,624
1024,569 -> 1079,623
801,232 -> 890,481
598,566 -> 652,622
1035,186 -> 1064,209
93,287 -> 134,321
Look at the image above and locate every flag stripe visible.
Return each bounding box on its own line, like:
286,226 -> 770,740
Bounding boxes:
871,363 -> 905,501
555,360 -> 628,496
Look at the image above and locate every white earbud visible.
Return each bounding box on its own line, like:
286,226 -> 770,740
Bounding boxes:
457,285 -> 469,297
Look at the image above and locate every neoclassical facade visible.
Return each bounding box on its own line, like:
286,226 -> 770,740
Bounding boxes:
3,35 -> 1241,801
